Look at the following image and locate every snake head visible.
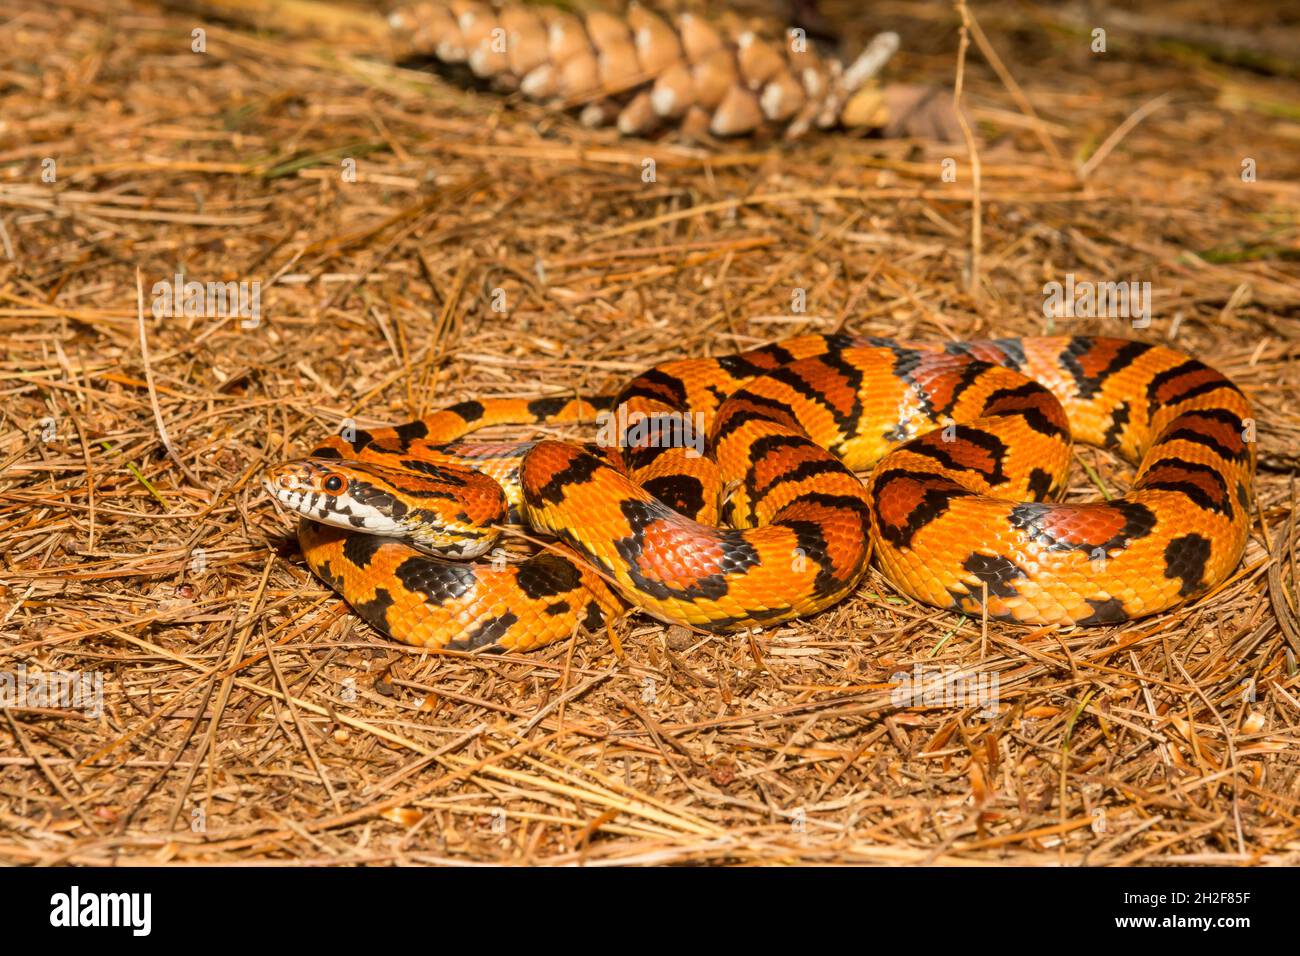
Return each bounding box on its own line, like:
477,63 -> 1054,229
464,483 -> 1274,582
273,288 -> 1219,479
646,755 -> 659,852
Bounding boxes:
263,457 -> 507,559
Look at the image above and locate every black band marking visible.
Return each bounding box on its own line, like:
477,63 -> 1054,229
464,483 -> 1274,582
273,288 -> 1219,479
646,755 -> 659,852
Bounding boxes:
515,552 -> 585,600
1163,533 -> 1212,597
455,612 -> 519,649
962,553 -> 1026,598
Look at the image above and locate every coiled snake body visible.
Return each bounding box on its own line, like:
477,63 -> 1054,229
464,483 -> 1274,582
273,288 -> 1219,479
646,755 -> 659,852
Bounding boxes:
265,336 -> 1255,651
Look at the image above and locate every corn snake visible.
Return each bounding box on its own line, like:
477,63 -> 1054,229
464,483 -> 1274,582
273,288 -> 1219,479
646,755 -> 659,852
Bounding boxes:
264,335 -> 1255,651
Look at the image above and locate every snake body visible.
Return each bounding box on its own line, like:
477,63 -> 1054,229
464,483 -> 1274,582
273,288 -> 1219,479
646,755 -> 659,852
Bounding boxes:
264,336 -> 1255,651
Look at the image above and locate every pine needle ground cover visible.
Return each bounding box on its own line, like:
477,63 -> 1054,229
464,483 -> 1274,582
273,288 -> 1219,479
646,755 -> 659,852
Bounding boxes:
1,0 -> 1298,865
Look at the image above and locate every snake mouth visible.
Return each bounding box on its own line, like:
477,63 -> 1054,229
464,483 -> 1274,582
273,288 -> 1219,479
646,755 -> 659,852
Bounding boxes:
263,460 -> 404,535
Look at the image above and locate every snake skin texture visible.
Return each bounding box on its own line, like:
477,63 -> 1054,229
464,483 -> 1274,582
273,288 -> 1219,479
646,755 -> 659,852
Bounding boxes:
264,336 -> 1255,650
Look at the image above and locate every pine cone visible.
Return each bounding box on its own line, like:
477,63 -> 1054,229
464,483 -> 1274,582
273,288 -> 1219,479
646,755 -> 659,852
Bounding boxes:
386,1 -> 902,140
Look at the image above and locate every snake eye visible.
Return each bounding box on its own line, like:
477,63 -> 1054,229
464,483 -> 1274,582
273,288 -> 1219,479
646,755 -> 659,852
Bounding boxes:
323,475 -> 344,493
